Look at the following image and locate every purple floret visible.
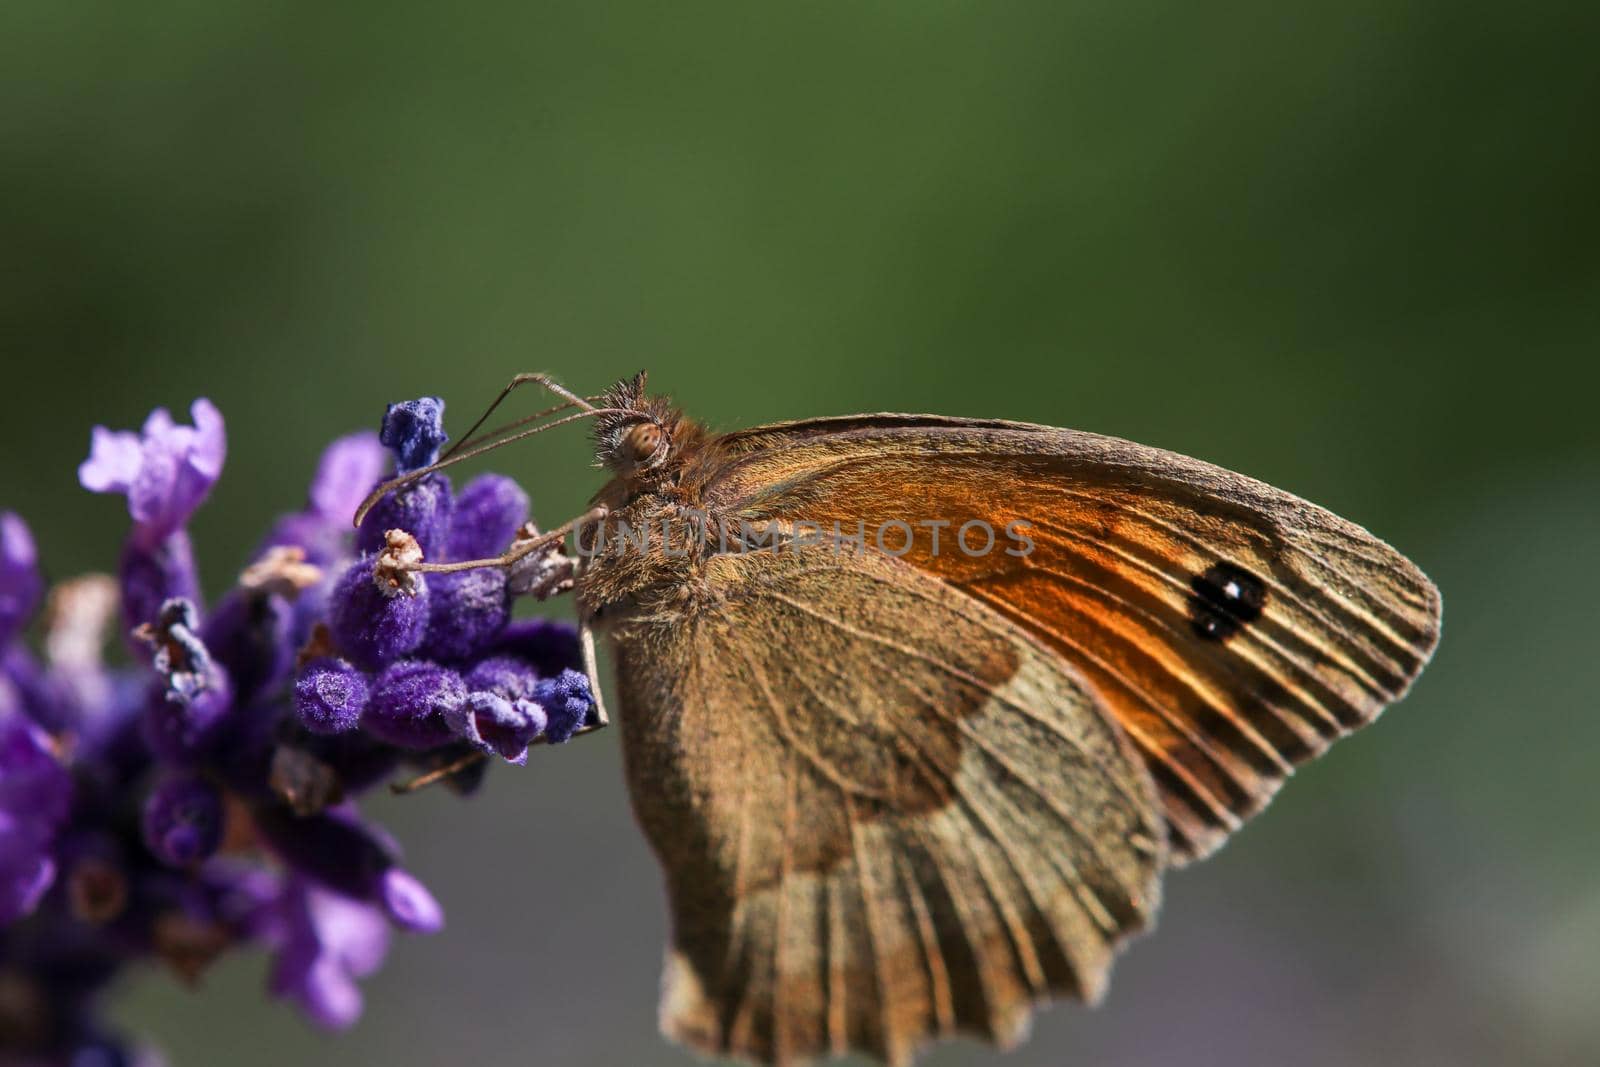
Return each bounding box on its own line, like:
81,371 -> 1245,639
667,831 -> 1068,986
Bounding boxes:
308,431 -> 389,523
140,600 -> 234,764
78,398 -> 226,547
353,472 -> 454,560
446,474 -> 529,562
445,691 -> 546,763
294,658 -> 370,736
254,805 -> 440,936
378,397 -> 448,475
141,678 -> 233,765
202,589 -> 296,704
142,775 -> 225,866
77,398 -> 225,638
0,712 -> 73,925
117,529 -> 202,640
327,558 -> 429,670
377,867 -> 443,933
533,668 -> 595,744
491,617 -> 583,678
263,876 -> 391,1031
0,712 -> 73,823
362,660 -> 463,749
462,655 -> 541,700
420,567 -> 510,662
0,820 -> 57,929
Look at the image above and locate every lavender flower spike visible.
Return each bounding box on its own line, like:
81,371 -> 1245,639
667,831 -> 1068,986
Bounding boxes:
4,392 -> 593,1059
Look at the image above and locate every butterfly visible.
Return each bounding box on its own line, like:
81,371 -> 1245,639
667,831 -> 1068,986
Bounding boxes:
386,372 -> 1441,1067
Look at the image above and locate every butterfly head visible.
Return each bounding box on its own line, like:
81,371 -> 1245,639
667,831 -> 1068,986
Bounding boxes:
592,371 -> 703,487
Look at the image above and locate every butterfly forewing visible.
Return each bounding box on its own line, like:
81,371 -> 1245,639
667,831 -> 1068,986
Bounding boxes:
702,416 -> 1442,861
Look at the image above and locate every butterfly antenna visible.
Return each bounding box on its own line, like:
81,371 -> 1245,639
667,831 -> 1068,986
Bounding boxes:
439,372 -> 597,463
353,404 -> 631,528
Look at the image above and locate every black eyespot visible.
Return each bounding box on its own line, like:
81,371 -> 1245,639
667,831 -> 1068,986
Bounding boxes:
1189,561 -> 1266,642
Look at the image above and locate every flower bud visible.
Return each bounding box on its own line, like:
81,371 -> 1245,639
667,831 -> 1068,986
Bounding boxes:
363,660 -> 463,749
294,658 -> 370,736
354,474 -> 453,559
143,775 -> 224,866
532,668 -> 594,744
420,567 -> 510,662
445,474 -> 529,562
327,558 -> 428,670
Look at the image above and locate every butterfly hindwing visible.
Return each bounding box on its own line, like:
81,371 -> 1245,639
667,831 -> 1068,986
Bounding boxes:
612,543 -> 1163,1067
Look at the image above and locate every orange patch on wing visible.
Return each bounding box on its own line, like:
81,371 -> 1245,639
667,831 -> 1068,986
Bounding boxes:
755,455 -> 1319,859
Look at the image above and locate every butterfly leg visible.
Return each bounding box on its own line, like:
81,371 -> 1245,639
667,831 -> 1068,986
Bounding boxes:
399,505 -> 610,577
389,749 -> 487,795
578,579 -> 610,731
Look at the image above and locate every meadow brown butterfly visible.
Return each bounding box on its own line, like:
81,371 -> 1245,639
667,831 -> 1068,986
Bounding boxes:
372,372 -> 1441,1066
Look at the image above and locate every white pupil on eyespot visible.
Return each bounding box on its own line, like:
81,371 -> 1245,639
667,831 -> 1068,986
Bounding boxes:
1223,580 -> 1241,599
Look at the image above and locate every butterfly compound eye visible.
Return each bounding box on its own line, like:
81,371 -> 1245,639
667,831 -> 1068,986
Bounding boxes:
623,422 -> 665,466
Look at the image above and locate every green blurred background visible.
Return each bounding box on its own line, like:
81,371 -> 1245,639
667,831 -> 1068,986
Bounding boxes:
3,3 -> 1597,1065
